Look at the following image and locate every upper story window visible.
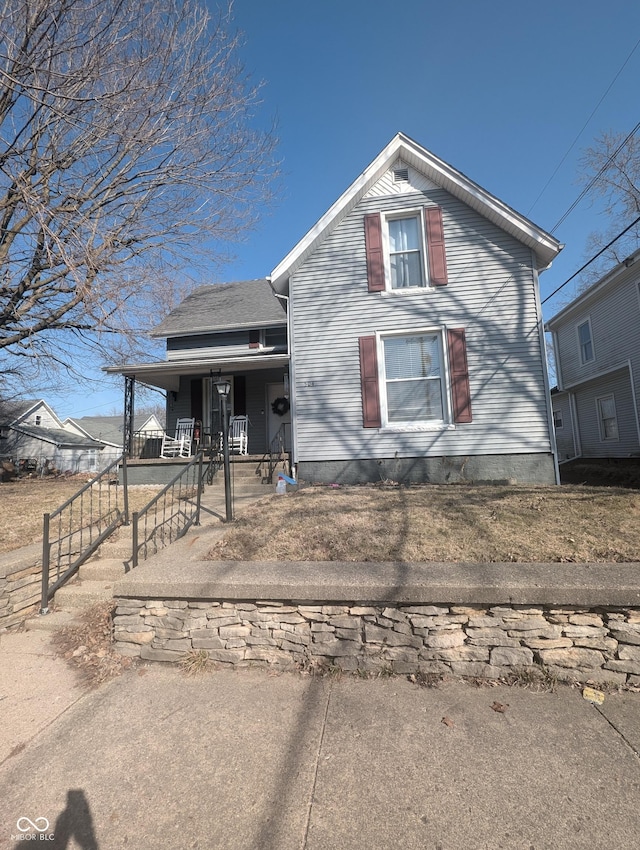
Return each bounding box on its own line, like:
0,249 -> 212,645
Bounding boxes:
577,319 -> 594,364
387,214 -> 425,289
34,415 -> 42,426
364,206 -> 448,293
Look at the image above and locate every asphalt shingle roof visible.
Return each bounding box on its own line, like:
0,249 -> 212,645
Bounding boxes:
151,279 -> 286,338
70,415 -> 160,446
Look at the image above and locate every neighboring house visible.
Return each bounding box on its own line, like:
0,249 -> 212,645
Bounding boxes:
108,133 -> 562,484
0,399 -> 104,474
546,248 -> 640,461
64,413 -> 165,464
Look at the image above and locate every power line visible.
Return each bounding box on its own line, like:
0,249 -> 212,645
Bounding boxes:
551,120 -> 640,233
541,215 -> 640,305
527,35 -> 640,218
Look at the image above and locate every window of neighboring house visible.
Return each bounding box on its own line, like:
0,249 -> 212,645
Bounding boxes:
381,332 -> 445,424
386,213 -> 425,289
577,319 -> 594,364
553,410 -> 563,429
597,394 -> 619,441
34,415 -> 42,426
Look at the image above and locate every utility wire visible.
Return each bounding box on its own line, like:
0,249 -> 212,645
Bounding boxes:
541,214 -> 640,305
528,35 -> 640,218
550,120 -> 640,233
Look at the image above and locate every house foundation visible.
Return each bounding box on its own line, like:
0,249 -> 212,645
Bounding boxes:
296,453 -> 557,486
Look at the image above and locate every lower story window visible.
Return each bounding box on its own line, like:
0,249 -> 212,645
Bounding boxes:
597,394 -> 619,441
382,332 -> 444,424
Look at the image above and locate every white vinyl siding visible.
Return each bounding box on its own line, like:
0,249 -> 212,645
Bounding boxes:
572,368 -> 639,457
290,187 -> 552,462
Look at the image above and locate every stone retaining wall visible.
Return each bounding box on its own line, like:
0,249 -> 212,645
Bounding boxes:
0,546 -> 42,630
113,598 -> 640,686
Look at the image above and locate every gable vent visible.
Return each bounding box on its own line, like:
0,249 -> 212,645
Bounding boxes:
393,167 -> 409,183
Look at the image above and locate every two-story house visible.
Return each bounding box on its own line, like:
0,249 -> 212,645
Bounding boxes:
109,133 -> 562,484
546,248 -> 640,461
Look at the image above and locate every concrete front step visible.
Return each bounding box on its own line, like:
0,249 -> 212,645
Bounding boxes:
79,558 -> 129,582
25,609 -> 82,632
54,579 -> 114,609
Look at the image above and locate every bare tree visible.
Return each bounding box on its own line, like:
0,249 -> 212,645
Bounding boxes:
577,129 -> 640,285
0,0 -> 277,393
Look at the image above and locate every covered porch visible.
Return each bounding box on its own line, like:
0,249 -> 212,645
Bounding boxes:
106,353 -> 292,481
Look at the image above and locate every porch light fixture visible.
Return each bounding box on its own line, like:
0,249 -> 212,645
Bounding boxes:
213,379 -> 231,398
213,377 -> 233,521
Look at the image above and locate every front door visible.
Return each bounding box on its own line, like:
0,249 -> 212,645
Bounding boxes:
267,383 -> 291,451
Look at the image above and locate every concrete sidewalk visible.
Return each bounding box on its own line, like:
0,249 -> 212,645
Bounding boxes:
1,659 -> 639,849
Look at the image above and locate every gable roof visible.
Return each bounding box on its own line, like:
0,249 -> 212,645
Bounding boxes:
10,423 -> 102,449
546,247 -> 640,330
270,132 -> 563,293
65,414 -> 162,447
0,398 -> 46,425
151,279 -> 287,338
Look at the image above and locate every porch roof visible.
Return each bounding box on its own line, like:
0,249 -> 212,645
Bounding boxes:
105,353 -> 290,391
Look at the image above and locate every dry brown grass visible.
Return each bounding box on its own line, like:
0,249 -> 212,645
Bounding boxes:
0,478 -> 166,553
209,484 -> 640,563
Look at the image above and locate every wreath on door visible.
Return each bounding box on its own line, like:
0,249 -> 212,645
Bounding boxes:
271,396 -> 290,416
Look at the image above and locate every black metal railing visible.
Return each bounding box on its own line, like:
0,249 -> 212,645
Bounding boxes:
131,452 -> 204,568
41,456 -> 129,613
261,423 -> 290,483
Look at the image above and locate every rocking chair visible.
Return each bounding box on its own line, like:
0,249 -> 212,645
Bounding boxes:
160,417 -> 195,458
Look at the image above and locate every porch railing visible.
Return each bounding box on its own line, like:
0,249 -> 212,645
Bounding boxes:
261,424 -> 290,483
41,455 -> 129,613
131,452 -> 204,568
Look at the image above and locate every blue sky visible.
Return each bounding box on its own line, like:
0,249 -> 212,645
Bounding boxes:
48,0 -> 640,417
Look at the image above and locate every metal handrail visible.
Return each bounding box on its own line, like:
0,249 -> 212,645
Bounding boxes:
41,455 -> 128,614
132,451 -> 204,568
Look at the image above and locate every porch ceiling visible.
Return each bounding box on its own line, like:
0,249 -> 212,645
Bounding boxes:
104,354 -> 290,391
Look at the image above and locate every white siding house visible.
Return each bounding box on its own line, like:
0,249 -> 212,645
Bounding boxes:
547,248 -> 640,460
271,133 -> 562,484
0,400 -> 104,474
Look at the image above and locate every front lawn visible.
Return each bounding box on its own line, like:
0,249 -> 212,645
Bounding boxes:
208,484 -> 640,563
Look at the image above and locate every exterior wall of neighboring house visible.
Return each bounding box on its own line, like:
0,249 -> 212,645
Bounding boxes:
289,174 -> 556,484
4,431 -> 101,473
548,255 -> 640,460
550,391 -> 576,462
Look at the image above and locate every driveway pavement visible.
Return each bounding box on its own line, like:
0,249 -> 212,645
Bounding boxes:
1,635 -> 639,850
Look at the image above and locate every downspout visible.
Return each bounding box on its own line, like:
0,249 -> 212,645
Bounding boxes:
533,261 -> 561,484
272,287 -> 296,475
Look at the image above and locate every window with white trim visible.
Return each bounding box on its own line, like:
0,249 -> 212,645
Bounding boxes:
381,331 -> 445,425
577,319 -> 594,364
384,211 -> 426,290
597,394 -> 619,441
553,410 -> 563,429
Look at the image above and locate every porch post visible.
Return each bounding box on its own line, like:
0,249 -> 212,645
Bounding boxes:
124,376 -> 135,457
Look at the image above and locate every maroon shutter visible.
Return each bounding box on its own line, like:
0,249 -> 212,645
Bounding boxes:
359,336 -> 381,428
447,328 -> 472,423
364,213 -> 385,292
249,330 -> 260,349
425,206 -> 448,286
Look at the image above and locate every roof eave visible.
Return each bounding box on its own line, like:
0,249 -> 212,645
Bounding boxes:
270,132 -> 562,293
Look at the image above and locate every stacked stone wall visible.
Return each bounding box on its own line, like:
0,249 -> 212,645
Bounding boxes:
113,599 -> 640,686
0,547 -> 42,630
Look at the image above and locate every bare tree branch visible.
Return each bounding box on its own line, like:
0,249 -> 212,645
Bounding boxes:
0,0 -> 278,395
